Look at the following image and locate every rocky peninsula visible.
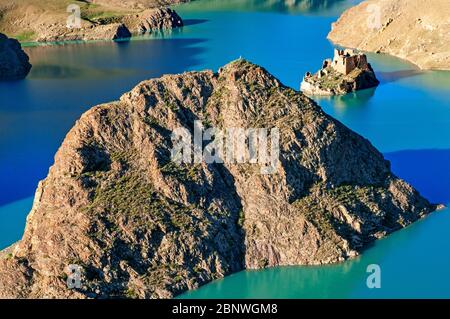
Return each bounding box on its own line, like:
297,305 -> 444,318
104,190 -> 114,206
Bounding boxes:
0,33 -> 32,80
0,60 -> 436,298
0,0 -> 184,43
301,49 -> 379,95
328,0 -> 450,71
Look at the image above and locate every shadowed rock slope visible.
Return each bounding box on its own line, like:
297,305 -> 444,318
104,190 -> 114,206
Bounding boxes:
0,60 -> 435,298
0,33 -> 31,80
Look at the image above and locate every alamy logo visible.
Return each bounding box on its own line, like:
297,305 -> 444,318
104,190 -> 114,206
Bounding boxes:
66,4 -> 81,29
366,264 -> 381,289
171,121 -> 280,174
366,4 -> 382,30
67,264 -> 82,289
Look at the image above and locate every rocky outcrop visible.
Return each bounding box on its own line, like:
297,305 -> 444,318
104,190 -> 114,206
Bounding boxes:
328,0 -> 450,70
0,60 -> 435,298
0,33 -> 32,80
122,8 -> 183,35
300,50 -> 379,95
93,24 -> 132,41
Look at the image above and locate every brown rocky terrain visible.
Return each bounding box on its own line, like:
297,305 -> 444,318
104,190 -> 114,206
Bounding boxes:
0,33 -> 32,80
122,8 -> 183,35
0,0 -> 184,42
0,60 -> 436,298
328,0 -> 450,70
301,50 -> 379,95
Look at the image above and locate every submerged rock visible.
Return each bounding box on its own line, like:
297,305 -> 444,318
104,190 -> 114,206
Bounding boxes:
300,49 -> 379,95
0,60 -> 435,298
0,33 -> 32,80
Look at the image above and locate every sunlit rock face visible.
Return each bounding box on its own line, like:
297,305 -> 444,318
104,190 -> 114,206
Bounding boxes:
328,0 -> 450,70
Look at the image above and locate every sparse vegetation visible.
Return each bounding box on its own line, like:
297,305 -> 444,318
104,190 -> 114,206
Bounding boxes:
81,8 -> 125,25
161,161 -> 201,184
13,31 -> 36,42
125,288 -> 139,299
237,210 -> 245,227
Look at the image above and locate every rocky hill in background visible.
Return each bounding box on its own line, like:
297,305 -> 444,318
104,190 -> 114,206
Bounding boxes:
0,0 -> 185,43
0,60 -> 436,298
91,0 -> 190,10
0,33 -> 32,80
181,0 -> 349,14
328,0 -> 450,70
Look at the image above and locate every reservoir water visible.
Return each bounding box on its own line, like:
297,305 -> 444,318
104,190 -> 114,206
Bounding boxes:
0,0 -> 449,298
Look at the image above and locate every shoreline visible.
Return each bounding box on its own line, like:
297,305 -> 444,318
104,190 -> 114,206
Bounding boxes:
19,31 -> 178,48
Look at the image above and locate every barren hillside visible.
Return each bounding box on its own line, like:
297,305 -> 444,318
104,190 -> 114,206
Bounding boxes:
328,0 -> 450,70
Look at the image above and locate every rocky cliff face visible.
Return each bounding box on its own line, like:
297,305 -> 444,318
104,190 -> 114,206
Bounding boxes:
122,8 -> 183,35
0,33 -> 32,80
328,0 -> 450,70
0,60 -> 435,298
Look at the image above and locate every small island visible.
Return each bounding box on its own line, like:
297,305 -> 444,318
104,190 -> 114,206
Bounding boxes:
300,49 -> 379,95
0,60 -> 435,299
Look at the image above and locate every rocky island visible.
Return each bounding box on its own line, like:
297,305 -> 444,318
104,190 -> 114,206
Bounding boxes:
301,49 -> 379,95
0,33 -> 32,80
328,0 -> 450,71
0,60 -> 436,298
0,0 -> 185,43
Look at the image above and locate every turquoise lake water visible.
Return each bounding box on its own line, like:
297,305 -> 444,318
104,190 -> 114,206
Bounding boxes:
0,0 -> 449,298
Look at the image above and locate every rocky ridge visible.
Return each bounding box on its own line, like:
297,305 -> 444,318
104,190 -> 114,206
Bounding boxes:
0,33 -> 32,80
0,60 -> 435,298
